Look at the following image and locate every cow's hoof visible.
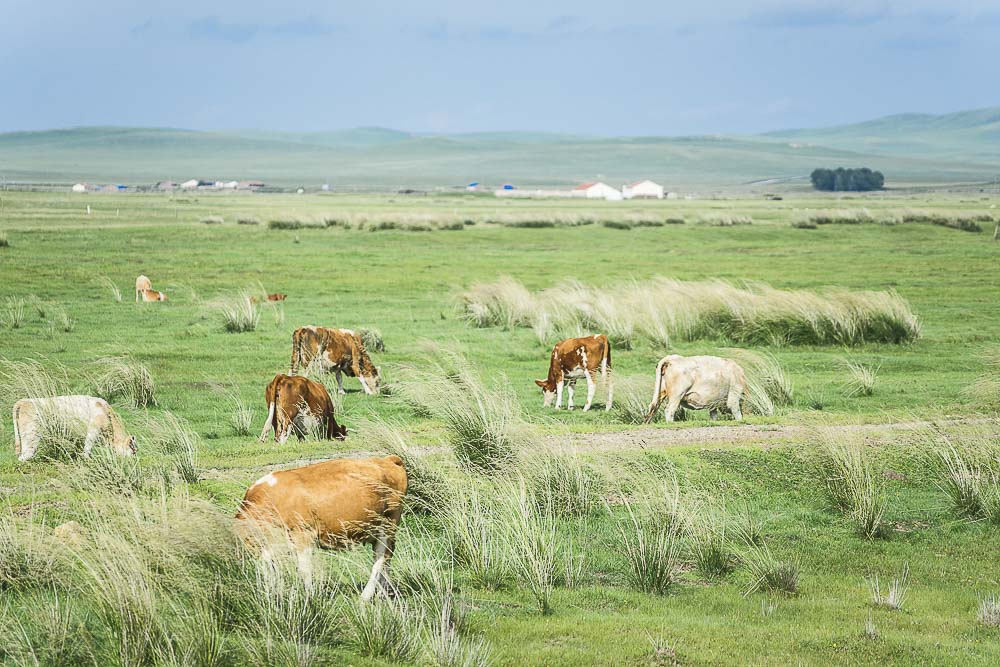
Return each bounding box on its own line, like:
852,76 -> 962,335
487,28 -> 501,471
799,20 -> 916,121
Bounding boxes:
567,406 -> 574,411
583,406 -> 591,412
338,389 -> 346,395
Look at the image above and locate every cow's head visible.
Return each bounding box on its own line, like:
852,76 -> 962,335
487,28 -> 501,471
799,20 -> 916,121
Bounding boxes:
534,379 -> 556,407
334,423 -> 348,440
126,435 -> 138,455
360,368 -> 382,396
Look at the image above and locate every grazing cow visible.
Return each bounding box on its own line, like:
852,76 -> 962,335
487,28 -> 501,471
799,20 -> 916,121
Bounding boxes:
534,334 -> 613,411
140,289 -> 168,302
250,293 -> 287,304
289,326 -> 381,396
647,355 -> 747,423
235,455 -> 407,600
259,374 -> 348,444
135,275 -> 151,302
12,396 -> 138,461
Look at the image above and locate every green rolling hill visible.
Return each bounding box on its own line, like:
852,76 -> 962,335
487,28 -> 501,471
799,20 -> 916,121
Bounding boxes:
1,107 -> 999,189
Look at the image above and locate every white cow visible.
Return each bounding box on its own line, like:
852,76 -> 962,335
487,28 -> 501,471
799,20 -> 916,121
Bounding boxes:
135,275 -> 152,302
12,396 -> 137,461
647,355 -> 747,422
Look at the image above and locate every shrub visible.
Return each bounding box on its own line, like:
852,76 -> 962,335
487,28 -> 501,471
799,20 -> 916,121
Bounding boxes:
92,356 -> 157,407
602,220 -> 632,230
359,327 -> 386,352
869,563 -> 909,610
811,167 -> 884,192
842,358 -> 880,397
200,215 -> 224,224
815,441 -> 889,539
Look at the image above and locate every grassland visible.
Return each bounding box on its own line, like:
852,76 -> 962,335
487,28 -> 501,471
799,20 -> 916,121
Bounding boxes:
0,191 -> 999,666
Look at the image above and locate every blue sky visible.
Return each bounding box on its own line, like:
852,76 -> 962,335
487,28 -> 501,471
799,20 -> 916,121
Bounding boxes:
1,0 -> 996,135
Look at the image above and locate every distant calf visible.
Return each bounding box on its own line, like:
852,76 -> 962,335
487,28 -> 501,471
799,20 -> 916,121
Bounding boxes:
12,395 -> 137,461
259,373 -> 348,443
289,326 -> 381,395
140,289 -> 168,302
250,293 -> 287,304
535,334 -> 613,411
135,275 -> 151,302
235,455 -> 407,600
647,355 -> 746,422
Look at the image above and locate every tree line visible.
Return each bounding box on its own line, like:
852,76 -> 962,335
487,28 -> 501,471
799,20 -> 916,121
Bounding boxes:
811,167 -> 884,191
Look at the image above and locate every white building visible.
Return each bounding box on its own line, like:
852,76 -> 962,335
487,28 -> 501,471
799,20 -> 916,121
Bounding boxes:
622,179 -> 664,199
71,183 -> 87,193
180,179 -> 200,189
572,181 -> 622,200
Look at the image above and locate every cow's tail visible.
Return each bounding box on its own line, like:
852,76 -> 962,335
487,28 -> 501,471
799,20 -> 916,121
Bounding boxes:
646,356 -> 671,422
601,337 -> 613,410
11,403 -> 21,458
259,401 -> 276,442
289,328 -> 302,374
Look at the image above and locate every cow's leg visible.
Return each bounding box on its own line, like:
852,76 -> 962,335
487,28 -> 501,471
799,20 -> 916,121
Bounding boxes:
583,370 -> 596,411
277,412 -> 292,445
259,402 -> 276,442
605,371 -> 614,412
335,370 -> 346,395
663,395 -> 684,423
82,423 -> 101,457
727,384 -> 744,421
18,424 -> 39,461
709,408 -> 720,420
566,381 -> 575,410
361,530 -> 390,602
554,378 -> 565,409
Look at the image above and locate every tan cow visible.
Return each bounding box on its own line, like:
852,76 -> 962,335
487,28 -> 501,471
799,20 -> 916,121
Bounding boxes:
135,275 -> 152,302
12,395 -> 138,461
647,355 -> 747,423
289,326 -> 381,395
140,289 -> 168,302
250,293 -> 287,304
235,455 -> 407,600
534,334 -> 613,411
259,374 -> 348,444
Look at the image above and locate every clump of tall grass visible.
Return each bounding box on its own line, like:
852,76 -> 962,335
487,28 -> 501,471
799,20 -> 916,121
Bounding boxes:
523,448 -> 603,518
443,483 -> 513,590
868,563 -> 909,610
611,377 -> 655,424
729,349 -> 794,407
73,445 -> 147,495
0,592 -> 92,665
0,509 -> 67,591
364,420 -> 450,514
4,296 -> 26,329
459,277 -> 920,346
92,356 -> 157,407
807,208 -> 875,225
740,542 -> 800,595
229,392 -> 255,436
396,348 -> 526,472
200,215 -> 224,224
424,596 -> 493,666
211,290 -> 260,333
344,596 -> 421,661
499,477 -> 558,614
0,230 -> 9,247
841,358 -> 880,397
359,327 -> 386,352
267,217 -> 324,230
237,216 -> 261,225
611,481 -> 684,594
98,276 -> 123,302
688,502 -> 734,579
149,411 -> 200,483
964,350 -> 1000,407
979,595 -> 1000,627
935,431 -> 1000,522
697,212 -> 753,226
814,440 -> 889,539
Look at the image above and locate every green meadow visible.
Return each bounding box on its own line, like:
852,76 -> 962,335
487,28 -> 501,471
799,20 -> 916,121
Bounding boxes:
0,190 -> 999,666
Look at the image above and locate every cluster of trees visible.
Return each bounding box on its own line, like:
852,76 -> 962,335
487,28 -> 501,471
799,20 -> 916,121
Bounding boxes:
810,167 -> 885,191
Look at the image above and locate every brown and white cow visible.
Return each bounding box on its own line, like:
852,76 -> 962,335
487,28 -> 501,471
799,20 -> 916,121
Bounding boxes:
235,455 -> 407,600
140,289 -> 168,302
535,334 -> 613,411
647,354 -> 747,423
289,326 -> 381,395
259,373 -> 348,443
250,293 -> 287,304
135,275 -> 152,302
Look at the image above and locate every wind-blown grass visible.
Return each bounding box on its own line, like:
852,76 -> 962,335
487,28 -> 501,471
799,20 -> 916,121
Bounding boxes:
934,430 -> 1000,522
841,358 -> 880,397
92,356 -> 157,407
459,277 -> 920,346
814,440 -> 889,539
611,481 -> 684,594
869,563 -> 909,610
210,291 -> 261,333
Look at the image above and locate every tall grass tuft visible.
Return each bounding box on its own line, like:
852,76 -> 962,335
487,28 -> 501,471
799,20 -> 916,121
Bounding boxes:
396,347 -> 525,472
869,563 -> 909,610
99,276 -> 123,302
212,290 -> 260,333
229,392 -> 255,437
0,230 -> 8,247
364,419 -> 450,514
92,356 -> 157,407
500,477 -> 558,614
359,327 -> 386,352
935,431 -> 1000,522
611,482 -> 684,594
814,441 -> 889,539
964,350 -> 1000,408
730,349 -> 794,407
611,377 -> 656,424
842,358 -> 880,397
0,508 -> 67,591
979,595 -> 1000,627
344,596 -> 420,661
443,483 -> 512,590
149,411 -> 200,483
740,543 -> 800,595
4,296 -> 26,329
523,448 -> 603,518
460,277 -> 920,347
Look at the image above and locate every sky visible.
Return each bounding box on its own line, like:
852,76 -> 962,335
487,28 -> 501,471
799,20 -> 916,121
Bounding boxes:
1,0 -> 997,136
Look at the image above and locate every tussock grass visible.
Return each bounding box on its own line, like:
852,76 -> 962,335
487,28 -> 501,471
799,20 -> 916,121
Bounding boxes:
814,440 -> 889,539
964,350 -> 1000,407
149,411 -> 200,483
396,347 -> 526,472
611,376 -> 655,424
934,430 -> 1000,522
365,420 -> 450,514
740,543 -> 800,595
99,276 -> 123,302
523,448 -> 603,518
460,277 -> 920,346
730,349 -> 793,407
979,595 -> 1000,627
0,591 -> 92,665
443,483 -> 513,590
92,356 -> 157,407
4,296 -> 26,329
211,290 -> 260,333
237,216 -> 261,225
0,230 -> 8,247
869,563 -> 909,610
612,481 -> 684,594
0,508 -> 67,591
697,212 -> 753,226
345,596 -> 420,661
807,208 -> 876,225
841,358 -> 880,397
359,327 -> 386,352
689,502 -> 734,579
229,392 -> 255,436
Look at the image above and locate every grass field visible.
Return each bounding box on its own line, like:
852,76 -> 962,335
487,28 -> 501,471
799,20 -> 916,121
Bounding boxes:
0,191 -> 999,666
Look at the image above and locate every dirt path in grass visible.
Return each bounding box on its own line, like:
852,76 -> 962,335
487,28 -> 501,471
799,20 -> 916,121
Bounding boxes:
546,418 -> 998,452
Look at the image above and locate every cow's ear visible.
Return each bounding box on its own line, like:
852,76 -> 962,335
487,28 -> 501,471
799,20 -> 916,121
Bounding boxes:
534,379 -> 546,388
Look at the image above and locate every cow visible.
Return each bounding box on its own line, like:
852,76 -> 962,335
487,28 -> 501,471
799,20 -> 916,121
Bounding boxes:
534,334 -> 613,411
289,326 -> 381,396
250,293 -> 287,304
259,373 -> 348,444
12,395 -> 138,461
135,275 -> 151,302
646,355 -> 747,423
235,455 -> 407,601
140,289 -> 168,302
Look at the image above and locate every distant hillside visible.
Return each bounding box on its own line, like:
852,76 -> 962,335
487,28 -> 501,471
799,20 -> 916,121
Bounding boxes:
1,108 -> 999,188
